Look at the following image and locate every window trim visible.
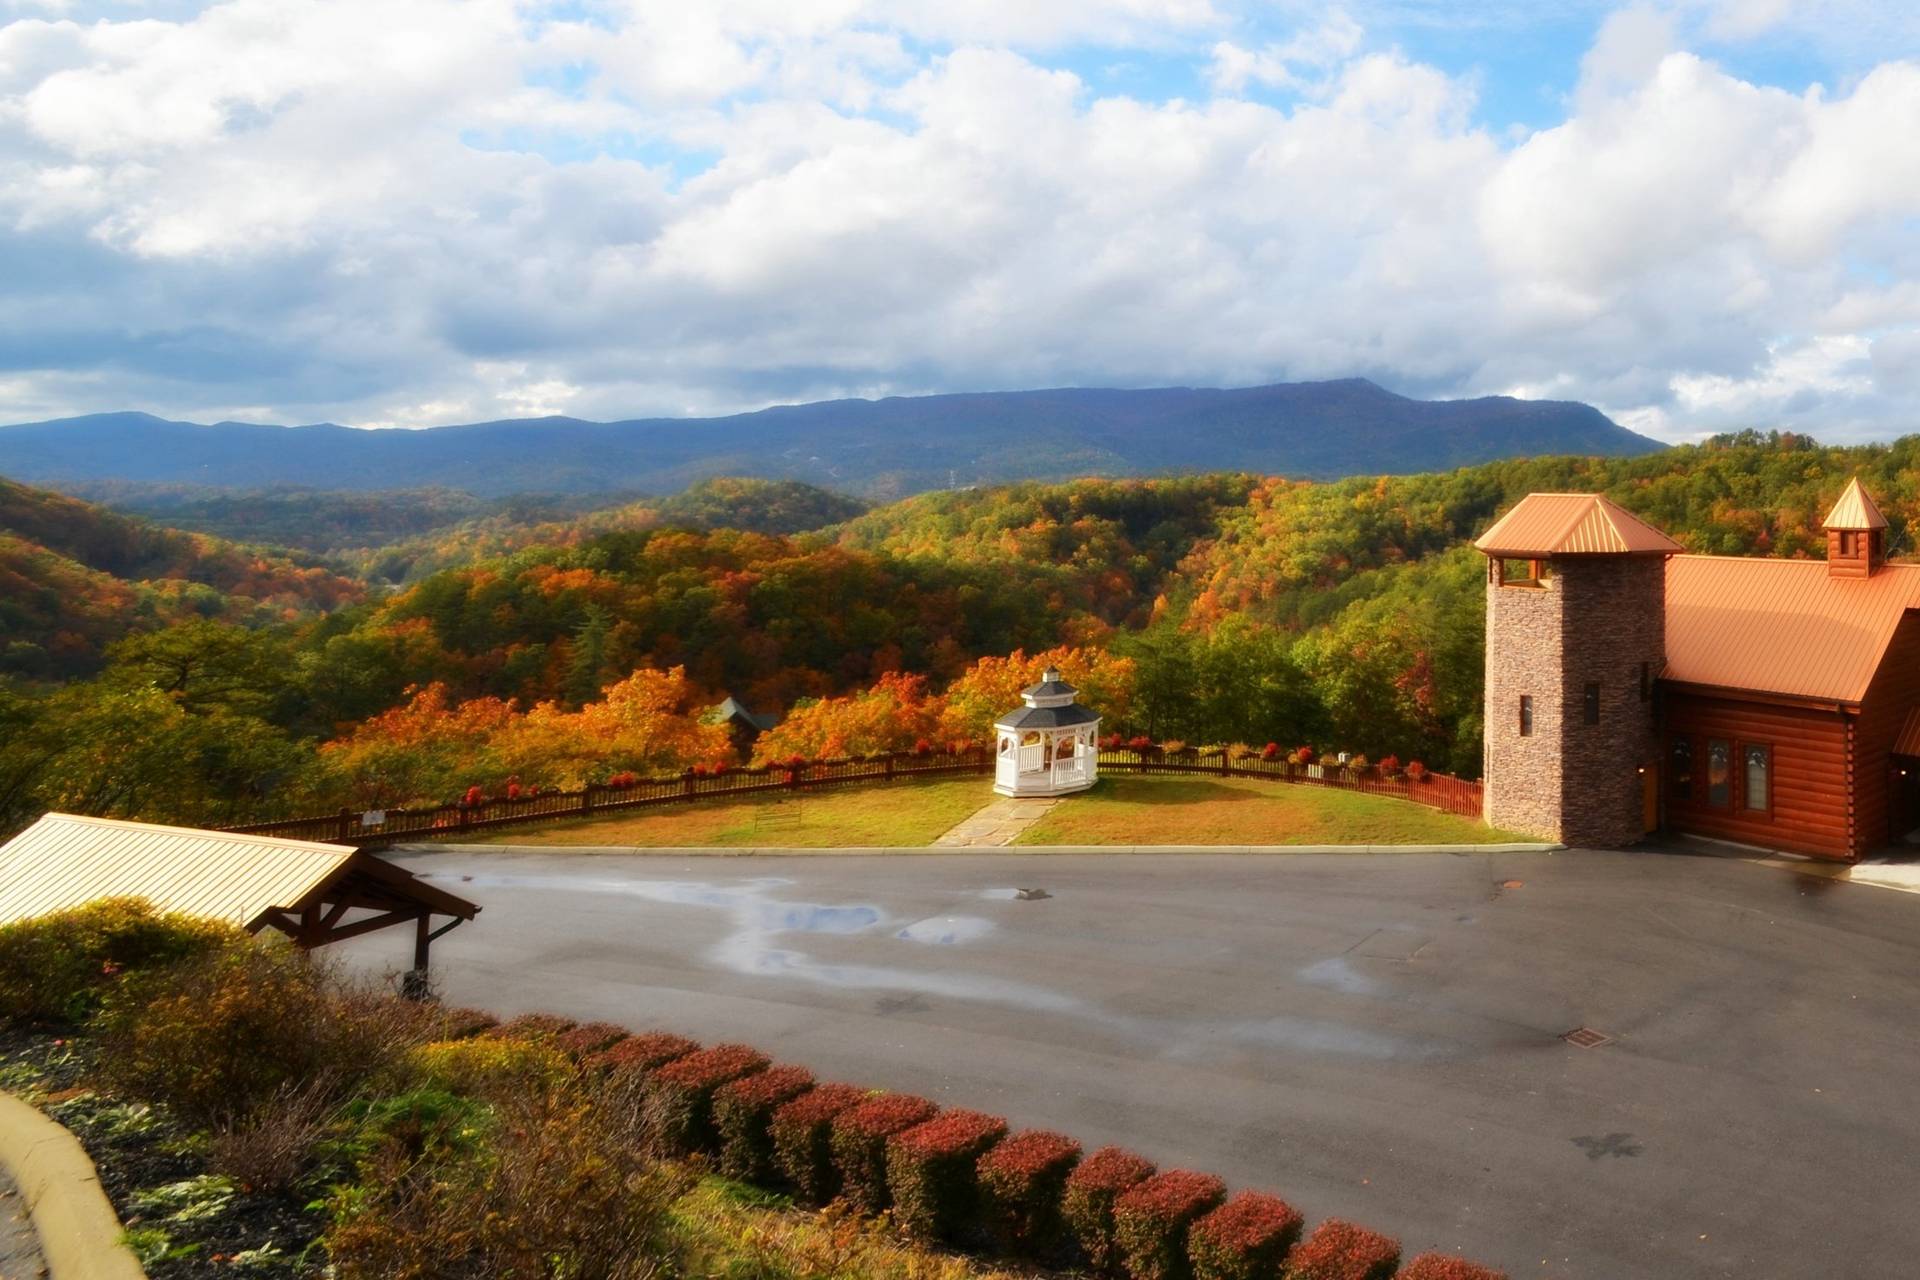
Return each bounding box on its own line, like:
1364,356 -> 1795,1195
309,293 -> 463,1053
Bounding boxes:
1739,740 -> 1774,818
1705,737 -> 1733,810
1496,557 -> 1547,588
1668,734 -> 1695,805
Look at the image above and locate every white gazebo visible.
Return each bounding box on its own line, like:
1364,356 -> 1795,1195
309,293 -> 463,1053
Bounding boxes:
993,668 -> 1101,797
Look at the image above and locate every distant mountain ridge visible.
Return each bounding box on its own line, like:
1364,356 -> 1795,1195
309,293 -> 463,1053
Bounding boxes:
0,379 -> 1661,498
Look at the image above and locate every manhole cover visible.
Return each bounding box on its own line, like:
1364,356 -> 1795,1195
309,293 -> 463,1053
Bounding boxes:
1563,1027 -> 1612,1049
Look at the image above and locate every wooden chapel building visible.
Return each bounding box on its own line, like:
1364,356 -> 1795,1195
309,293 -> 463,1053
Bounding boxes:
1478,479 -> 1920,861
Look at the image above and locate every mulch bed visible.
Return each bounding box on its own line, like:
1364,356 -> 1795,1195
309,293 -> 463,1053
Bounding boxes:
0,1027 -> 325,1278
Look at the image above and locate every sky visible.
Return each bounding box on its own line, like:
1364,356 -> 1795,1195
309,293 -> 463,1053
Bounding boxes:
1,1 -> 1917,443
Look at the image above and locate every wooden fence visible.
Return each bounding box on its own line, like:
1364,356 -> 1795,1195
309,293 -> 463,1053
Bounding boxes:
224,747 -> 1482,848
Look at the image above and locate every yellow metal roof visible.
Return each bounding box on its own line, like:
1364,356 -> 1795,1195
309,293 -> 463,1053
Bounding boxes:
1822,477 -> 1888,531
0,813 -> 356,929
1474,493 -> 1683,557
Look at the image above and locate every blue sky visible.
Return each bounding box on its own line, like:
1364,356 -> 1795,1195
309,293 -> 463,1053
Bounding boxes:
1,1 -> 1918,442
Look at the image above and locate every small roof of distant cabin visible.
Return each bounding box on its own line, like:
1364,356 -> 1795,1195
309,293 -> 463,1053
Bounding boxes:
0,813 -> 478,932
1823,477 -> 1888,531
708,697 -> 778,733
1474,493 -> 1683,558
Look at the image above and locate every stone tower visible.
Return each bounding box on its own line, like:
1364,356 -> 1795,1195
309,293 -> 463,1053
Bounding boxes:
1475,494 -> 1680,847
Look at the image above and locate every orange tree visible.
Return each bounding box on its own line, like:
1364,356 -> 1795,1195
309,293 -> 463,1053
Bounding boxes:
936,647 -> 1135,742
750,672 -> 943,763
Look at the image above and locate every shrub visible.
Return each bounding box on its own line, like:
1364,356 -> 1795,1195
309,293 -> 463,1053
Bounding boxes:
98,943 -> 429,1126
553,1021 -> 628,1058
1189,1192 -> 1304,1280
1397,1254 -> 1508,1280
1406,761 -> 1427,780
829,1093 -> 939,1213
487,1011 -> 576,1041
407,1036 -> 573,1098
645,1043 -> 769,1154
1285,1220 -> 1400,1280
208,1078 -> 339,1195
1260,743 -> 1281,761
1376,754 -> 1401,775
1062,1145 -> 1156,1274
0,898 -> 243,1025
885,1109 -> 1008,1241
429,1006 -> 498,1039
770,1083 -> 868,1204
978,1128 -> 1081,1255
1113,1170 -> 1227,1280
325,1085 -> 681,1279
586,1031 -> 699,1078
714,1064 -> 815,1182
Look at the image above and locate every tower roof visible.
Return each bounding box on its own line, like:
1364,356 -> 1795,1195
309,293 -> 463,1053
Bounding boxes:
1474,493 -> 1682,558
1822,477 -> 1887,531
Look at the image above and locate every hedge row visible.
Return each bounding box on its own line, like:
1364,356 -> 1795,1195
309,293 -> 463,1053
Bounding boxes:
491,1020 -> 1508,1280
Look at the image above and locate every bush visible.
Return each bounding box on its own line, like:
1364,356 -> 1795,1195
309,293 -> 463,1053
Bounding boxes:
586,1030 -> 699,1078
645,1043 -> 769,1154
488,1011 -> 576,1041
325,1084 -> 681,1279
978,1128 -> 1081,1255
1397,1254 -> 1508,1280
429,1006 -> 498,1039
98,942 -> 430,1126
770,1083 -> 869,1204
553,1021 -> 628,1058
1189,1192 -> 1304,1280
1062,1145 -> 1156,1274
714,1064 -> 815,1182
407,1036 -> 574,1098
1285,1220 -> 1400,1280
885,1109 -> 1008,1241
1113,1170 -> 1227,1280
0,898 -> 243,1025
208,1079 -> 338,1195
829,1093 -> 939,1213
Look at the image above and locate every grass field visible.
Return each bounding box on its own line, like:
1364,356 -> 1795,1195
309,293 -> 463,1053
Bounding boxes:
465,771 -> 1524,848
467,777 -> 992,847
1012,774 -> 1524,846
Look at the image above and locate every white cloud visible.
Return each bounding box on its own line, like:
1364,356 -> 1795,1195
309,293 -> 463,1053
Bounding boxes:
0,0 -> 1918,444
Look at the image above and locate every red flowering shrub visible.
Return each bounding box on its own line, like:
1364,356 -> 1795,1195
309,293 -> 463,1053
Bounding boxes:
885,1109 -> 1008,1241
913,738 -> 934,756
505,776 -> 522,800
1377,754 -> 1401,774
1260,742 -> 1281,761
714,1065 -> 816,1182
1397,1254 -> 1508,1280
1113,1170 -> 1226,1280
1127,735 -> 1155,753
829,1093 -> 940,1213
1406,761 -> 1427,781
1285,1220 -> 1399,1280
770,1083 -> 869,1204
690,763 -> 710,778
552,1021 -> 627,1058
1100,733 -> 1124,750
645,1043 -> 769,1154
487,1012 -> 575,1041
1188,1192 -> 1303,1280
978,1129 -> 1081,1255
1062,1145 -> 1156,1274
585,1030 -> 698,1079
462,785 -> 484,807
606,771 -> 638,789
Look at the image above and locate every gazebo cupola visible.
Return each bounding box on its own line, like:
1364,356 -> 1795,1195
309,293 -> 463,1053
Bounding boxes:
993,668 -> 1101,797
1823,477 -> 1888,579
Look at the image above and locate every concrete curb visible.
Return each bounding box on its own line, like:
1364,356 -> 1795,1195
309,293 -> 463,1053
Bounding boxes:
0,1092 -> 146,1280
399,841 -> 1564,857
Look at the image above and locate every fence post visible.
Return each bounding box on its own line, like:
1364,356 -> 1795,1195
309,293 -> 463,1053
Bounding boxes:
336,808 -> 353,843
581,784 -> 595,818
1219,751 -> 1230,777
885,754 -> 895,782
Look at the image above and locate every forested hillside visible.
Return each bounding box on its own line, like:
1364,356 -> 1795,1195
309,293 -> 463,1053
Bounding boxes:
2,430 -> 1911,837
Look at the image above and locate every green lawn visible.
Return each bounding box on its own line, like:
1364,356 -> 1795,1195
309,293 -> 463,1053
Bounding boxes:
1012,774 -> 1526,846
464,772 -> 1525,849
466,777 -> 992,848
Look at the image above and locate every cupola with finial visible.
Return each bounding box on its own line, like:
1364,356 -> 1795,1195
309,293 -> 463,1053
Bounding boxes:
1822,477 -> 1888,579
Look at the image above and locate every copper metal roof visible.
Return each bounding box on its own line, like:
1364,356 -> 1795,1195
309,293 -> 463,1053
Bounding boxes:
1822,477 -> 1888,530
1894,707 -> 1920,758
0,813 -> 357,929
1665,556 -> 1920,704
1474,493 -> 1683,557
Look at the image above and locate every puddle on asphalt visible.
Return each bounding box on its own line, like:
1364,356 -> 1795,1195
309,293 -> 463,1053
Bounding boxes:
427,870 -> 1449,1063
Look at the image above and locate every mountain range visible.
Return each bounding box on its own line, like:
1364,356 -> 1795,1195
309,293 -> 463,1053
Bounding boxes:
0,378 -> 1661,499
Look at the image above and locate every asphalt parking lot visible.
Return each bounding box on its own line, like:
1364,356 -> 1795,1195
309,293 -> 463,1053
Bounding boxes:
339,846 -> 1920,1279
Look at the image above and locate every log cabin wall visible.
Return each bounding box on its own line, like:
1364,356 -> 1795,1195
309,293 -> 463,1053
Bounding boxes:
1850,610 -> 1920,850
1661,690 -> 1854,860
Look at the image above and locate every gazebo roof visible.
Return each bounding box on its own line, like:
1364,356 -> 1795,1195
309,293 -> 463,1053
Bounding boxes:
1021,674 -> 1079,700
995,703 -> 1101,730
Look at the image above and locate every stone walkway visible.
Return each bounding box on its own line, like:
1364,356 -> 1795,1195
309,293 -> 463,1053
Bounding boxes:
931,796 -> 1058,847
0,1167 -> 46,1280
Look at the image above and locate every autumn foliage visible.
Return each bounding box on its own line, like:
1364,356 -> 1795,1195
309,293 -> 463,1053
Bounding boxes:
884,1109 -> 1009,1241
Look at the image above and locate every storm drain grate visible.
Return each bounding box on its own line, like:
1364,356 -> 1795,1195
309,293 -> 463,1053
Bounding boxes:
1563,1027 -> 1612,1049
